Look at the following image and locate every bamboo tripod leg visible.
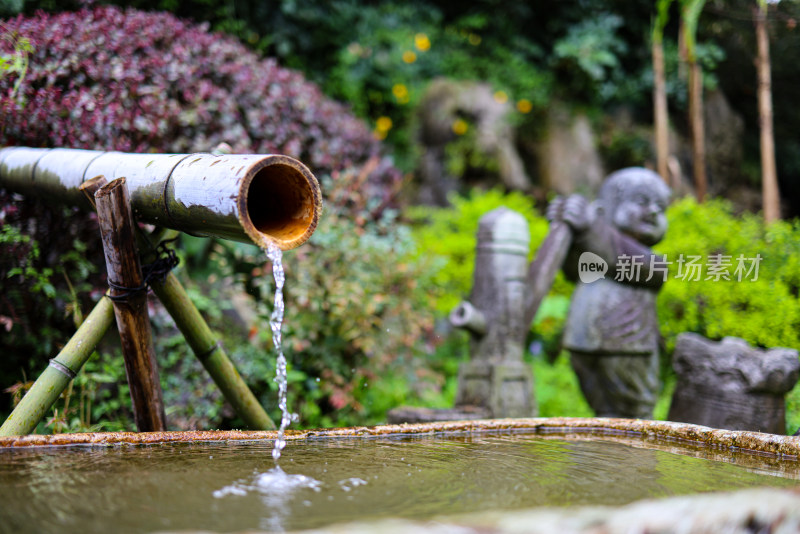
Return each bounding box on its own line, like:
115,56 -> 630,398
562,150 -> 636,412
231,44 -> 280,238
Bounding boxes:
0,297 -> 115,436
95,178 -> 167,431
150,273 -> 276,430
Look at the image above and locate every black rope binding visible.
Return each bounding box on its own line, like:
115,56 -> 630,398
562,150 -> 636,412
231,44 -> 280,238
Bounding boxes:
106,237 -> 180,302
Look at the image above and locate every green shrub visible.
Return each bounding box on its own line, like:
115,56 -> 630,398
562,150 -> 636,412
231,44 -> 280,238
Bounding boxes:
656,197 -> 800,352
533,351 -> 592,418
0,199 -> 103,422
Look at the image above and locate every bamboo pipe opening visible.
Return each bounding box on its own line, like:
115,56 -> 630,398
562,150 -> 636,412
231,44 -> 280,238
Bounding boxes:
239,156 -> 321,250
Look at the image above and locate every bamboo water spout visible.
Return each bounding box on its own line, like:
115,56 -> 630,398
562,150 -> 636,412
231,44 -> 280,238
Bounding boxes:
0,147 -> 322,250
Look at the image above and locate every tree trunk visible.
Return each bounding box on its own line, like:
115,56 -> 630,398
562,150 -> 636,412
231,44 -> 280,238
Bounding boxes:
755,4 -> 780,223
681,0 -> 707,201
688,60 -> 707,201
653,39 -> 670,184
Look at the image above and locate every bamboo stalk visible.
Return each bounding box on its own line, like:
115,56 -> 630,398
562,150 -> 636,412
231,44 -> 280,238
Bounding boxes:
95,177 -> 167,432
0,296 -> 115,436
653,39 -> 670,183
149,272 -> 276,430
755,3 -> 780,223
681,0 -> 708,202
0,148 -> 322,250
652,0 -> 673,185
688,61 -> 707,201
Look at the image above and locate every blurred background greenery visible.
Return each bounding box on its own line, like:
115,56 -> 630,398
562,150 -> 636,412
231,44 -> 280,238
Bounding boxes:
1,0 -> 799,434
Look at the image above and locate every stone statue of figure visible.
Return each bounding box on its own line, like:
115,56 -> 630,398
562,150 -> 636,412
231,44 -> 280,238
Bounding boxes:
548,168 -> 671,419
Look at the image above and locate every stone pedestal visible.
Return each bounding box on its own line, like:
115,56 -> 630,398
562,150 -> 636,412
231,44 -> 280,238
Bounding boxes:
668,333 -> 800,434
455,361 -> 534,419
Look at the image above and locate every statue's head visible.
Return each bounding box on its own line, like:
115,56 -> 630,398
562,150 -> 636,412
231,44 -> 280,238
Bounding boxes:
596,167 -> 671,246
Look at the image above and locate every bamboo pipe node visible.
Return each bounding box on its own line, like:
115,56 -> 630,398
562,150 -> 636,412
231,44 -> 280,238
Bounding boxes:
48,359 -> 77,380
197,340 -> 223,361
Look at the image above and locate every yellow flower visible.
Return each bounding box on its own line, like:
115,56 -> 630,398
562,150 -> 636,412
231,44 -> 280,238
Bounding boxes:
392,84 -> 410,105
452,118 -> 468,135
414,33 -> 431,52
468,33 -> 481,46
402,50 -> 417,63
493,90 -> 508,104
376,116 -> 393,132
392,84 -> 408,99
517,99 -> 533,114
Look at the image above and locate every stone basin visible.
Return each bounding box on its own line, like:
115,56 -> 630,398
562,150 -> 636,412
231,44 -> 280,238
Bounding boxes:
1,417 -> 799,533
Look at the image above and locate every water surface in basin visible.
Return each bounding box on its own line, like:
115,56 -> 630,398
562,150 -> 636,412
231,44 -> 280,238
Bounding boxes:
1,432 -> 797,533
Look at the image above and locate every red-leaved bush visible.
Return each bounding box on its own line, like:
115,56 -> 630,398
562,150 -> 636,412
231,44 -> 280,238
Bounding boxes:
0,5 -> 399,189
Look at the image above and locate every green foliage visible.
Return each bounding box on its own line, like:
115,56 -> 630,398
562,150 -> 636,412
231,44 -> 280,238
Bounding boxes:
552,13 -> 627,99
0,225 -> 55,299
680,0 -> 707,62
0,23 -> 31,99
408,188 -> 562,315
532,351 -> 593,418
652,0 -> 674,45
323,5 -> 551,168
0,0 -> 24,16
443,117 -> 501,178
599,126 -> 655,171
656,197 -> 800,352
786,383 -> 800,435
0,203 -> 100,373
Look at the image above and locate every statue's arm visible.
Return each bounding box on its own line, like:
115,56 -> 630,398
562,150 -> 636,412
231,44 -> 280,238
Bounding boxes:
549,195 -> 665,290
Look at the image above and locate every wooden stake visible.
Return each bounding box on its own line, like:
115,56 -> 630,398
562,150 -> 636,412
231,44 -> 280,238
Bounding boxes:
95,177 -> 166,431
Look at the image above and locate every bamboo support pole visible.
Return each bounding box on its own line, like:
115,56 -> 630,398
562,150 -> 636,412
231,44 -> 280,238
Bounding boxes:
95,177 -> 166,432
0,297 -> 115,436
149,273 -> 276,430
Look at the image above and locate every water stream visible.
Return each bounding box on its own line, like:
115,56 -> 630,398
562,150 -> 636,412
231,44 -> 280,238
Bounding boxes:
254,242 -> 317,531
265,241 -> 298,463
